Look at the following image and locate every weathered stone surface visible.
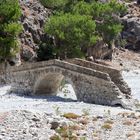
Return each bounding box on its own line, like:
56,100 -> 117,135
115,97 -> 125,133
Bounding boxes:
19,0 -> 51,61
86,40 -> 113,60
121,2 -> 140,51
67,58 -> 131,97
0,59 -> 132,108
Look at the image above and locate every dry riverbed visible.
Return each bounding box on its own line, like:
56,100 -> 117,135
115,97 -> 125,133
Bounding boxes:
0,50 -> 140,140
0,75 -> 140,140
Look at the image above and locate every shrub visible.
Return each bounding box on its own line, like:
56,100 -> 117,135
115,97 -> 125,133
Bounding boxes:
101,123 -> 112,130
45,13 -> 97,59
40,0 -> 67,10
0,0 -> 22,63
37,42 -> 55,61
63,113 -> 80,119
50,134 -> 61,140
104,120 -> 114,124
43,0 -> 127,60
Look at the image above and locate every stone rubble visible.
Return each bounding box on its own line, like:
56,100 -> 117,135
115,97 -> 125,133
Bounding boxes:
0,109 -> 140,140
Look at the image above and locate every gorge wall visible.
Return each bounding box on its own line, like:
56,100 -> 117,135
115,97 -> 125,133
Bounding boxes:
19,0 -> 50,61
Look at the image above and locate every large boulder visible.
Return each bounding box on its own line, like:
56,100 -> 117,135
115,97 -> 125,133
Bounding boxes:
121,2 -> 140,51
137,0 -> 140,4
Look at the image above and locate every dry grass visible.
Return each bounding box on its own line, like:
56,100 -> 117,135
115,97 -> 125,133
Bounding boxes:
63,113 -> 80,119
104,120 -> 114,124
101,123 -> 112,130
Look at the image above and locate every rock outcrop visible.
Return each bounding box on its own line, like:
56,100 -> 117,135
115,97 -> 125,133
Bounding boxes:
121,2 -> 140,51
17,0 -> 140,63
19,0 -> 51,61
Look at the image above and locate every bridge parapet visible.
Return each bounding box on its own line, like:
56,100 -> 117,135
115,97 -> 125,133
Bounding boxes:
6,59 -> 110,81
67,58 -> 131,97
0,59 -> 132,108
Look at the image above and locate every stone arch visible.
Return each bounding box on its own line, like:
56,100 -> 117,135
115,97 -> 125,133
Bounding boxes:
33,72 -> 64,95
33,71 -> 77,97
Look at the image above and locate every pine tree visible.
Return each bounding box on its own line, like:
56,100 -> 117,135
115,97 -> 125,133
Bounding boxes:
0,0 -> 22,64
41,0 -> 126,60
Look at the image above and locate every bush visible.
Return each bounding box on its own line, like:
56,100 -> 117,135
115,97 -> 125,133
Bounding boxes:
43,0 -> 126,60
72,0 -> 127,45
45,13 -> 97,59
0,0 -> 22,63
37,41 -> 55,61
101,123 -> 112,129
63,113 -> 80,119
40,0 -> 67,10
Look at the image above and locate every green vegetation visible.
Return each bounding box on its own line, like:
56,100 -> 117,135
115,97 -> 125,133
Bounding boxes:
0,0 -> 127,61
39,0 -> 126,60
45,13 -> 97,58
0,0 -> 22,63
37,41 -> 55,61
101,123 -> 112,130
40,0 -> 67,10
63,113 -> 80,119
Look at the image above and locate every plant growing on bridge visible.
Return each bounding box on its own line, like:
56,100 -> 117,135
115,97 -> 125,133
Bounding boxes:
0,0 -> 22,64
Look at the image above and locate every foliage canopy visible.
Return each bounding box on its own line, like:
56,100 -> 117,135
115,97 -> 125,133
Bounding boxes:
45,13 -> 97,58
40,0 -> 127,59
0,0 -> 22,63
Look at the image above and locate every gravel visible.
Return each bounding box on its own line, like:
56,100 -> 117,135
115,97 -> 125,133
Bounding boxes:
0,70 -> 140,139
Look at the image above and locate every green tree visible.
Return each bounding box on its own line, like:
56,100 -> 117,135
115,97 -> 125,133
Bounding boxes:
37,41 -> 55,61
72,0 -> 126,46
0,0 -> 22,64
45,13 -> 97,59
42,0 -> 126,60
40,0 -> 68,10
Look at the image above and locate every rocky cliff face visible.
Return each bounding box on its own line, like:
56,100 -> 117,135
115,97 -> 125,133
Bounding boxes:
121,2 -> 140,51
15,0 -> 139,65
19,0 -> 51,61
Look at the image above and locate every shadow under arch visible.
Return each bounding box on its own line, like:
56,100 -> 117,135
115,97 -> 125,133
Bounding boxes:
33,72 -> 77,99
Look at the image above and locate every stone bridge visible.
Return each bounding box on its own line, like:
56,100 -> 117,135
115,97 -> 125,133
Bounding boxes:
0,59 -> 132,108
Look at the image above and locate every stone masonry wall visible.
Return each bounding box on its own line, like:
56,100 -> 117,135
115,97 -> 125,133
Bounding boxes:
0,59 -> 132,108
67,58 -> 131,98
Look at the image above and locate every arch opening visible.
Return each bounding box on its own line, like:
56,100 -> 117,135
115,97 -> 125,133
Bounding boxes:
58,77 -> 77,100
111,99 -> 124,108
112,103 -> 123,108
33,73 -> 77,100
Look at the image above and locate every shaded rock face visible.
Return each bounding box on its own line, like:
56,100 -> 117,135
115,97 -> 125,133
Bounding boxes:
19,0 -> 51,61
137,0 -> 140,4
86,41 -> 114,61
121,2 -> 140,51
